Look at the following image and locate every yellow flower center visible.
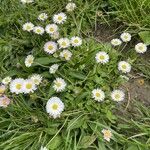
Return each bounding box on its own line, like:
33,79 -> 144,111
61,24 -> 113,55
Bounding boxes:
104,130 -> 111,138
114,41 -> 118,44
49,28 -> 54,32
139,46 -> 143,50
99,55 -> 105,60
122,64 -> 127,69
48,45 -> 53,50
16,84 -> 22,90
36,29 -> 41,33
0,88 -> 5,94
74,39 -> 79,43
28,59 -> 33,64
64,53 -> 68,59
95,92 -> 101,97
115,94 -> 120,99
61,41 -> 66,47
26,26 -> 31,30
124,35 -> 128,39
58,16 -> 62,21
55,82 -> 61,87
26,83 -> 32,89
52,103 -> 58,110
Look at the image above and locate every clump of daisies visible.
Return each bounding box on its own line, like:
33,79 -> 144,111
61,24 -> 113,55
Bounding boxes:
46,97 -> 64,118
9,75 -> 42,94
53,78 -> 67,92
66,2 -> 76,12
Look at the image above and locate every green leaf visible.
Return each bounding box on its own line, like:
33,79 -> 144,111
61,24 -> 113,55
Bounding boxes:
68,71 -> 86,80
126,145 -> 139,150
78,135 -> 96,148
67,115 -> 86,130
44,128 -> 58,135
34,57 -> 60,65
98,141 -> 107,150
138,31 -> 150,45
47,135 -> 62,150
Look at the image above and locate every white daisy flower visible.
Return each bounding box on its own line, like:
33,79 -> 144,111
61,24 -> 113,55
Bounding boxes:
111,38 -> 122,46
71,36 -> 82,47
53,78 -> 67,92
25,55 -> 34,67
10,78 -> 24,94
45,24 -> 58,34
33,26 -> 44,35
0,85 -> 6,95
53,12 -> 67,24
57,38 -> 70,49
38,13 -> 48,21
102,129 -> 112,142
118,61 -> 131,73
135,43 -> 147,54
30,74 -> 42,85
49,64 -> 59,74
2,76 -> 11,85
21,0 -> 34,4
50,32 -> 60,40
44,41 -> 57,54
23,79 -> 37,94
120,32 -> 131,42
95,51 -> 109,64
111,89 -> 125,102
60,50 -> 72,61
22,22 -> 34,32
46,97 -> 64,119
0,95 -> 10,108
92,88 -> 105,102
66,2 -> 76,12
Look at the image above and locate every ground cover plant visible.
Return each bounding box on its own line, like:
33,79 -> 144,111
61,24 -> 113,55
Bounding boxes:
0,0 -> 150,150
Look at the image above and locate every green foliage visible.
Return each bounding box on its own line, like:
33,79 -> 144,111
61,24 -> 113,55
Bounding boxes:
0,0 -> 150,150
109,0 -> 150,29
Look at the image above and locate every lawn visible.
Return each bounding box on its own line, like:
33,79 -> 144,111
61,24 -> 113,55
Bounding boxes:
0,0 -> 150,150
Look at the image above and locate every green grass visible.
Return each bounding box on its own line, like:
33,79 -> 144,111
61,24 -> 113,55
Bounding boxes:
108,0 -> 150,30
0,0 -> 150,150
